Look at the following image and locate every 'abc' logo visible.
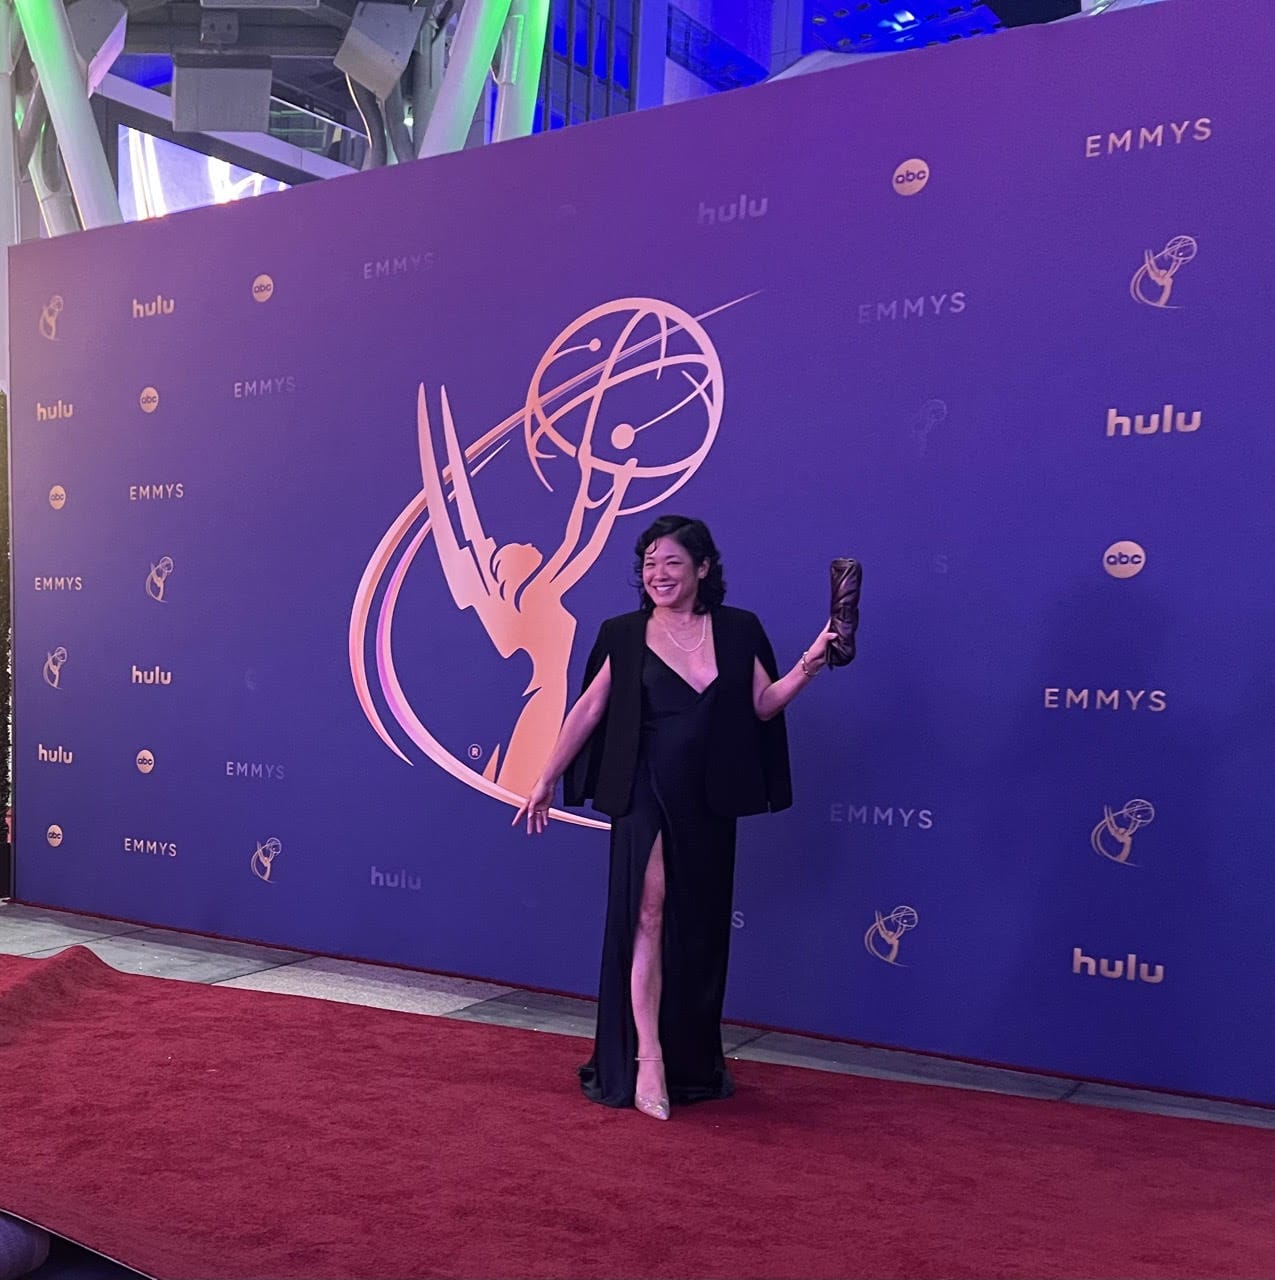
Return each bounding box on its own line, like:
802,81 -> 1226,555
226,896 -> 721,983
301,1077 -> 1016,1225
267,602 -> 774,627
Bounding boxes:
1104,540 -> 1146,579
136,749 -> 155,774
48,485 -> 66,510
46,823 -> 63,847
252,274 -> 275,303
893,158 -> 930,197
139,386 -> 159,413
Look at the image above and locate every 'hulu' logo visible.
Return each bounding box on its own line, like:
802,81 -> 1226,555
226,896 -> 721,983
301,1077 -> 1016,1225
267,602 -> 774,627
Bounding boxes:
1072,947 -> 1164,984
131,664 -> 172,686
697,194 -> 768,227
370,865 -> 422,891
132,294 -> 175,318
36,399 -> 73,421
1106,405 -> 1201,437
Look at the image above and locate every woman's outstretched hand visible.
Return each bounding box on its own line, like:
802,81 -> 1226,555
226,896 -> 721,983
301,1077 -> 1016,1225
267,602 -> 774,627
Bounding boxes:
805,619 -> 836,674
513,776 -> 556,834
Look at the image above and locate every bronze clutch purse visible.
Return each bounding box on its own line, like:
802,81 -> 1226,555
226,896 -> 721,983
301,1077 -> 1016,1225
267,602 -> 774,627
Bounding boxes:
827,558 -> 862,668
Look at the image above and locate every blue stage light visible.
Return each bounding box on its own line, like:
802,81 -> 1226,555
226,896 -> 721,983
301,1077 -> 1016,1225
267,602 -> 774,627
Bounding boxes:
807,0 -> 1003,53
109,53 -> 174,90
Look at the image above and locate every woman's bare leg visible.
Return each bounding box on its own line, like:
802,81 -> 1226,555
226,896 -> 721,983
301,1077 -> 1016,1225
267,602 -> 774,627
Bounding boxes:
631,834 -> 667,1104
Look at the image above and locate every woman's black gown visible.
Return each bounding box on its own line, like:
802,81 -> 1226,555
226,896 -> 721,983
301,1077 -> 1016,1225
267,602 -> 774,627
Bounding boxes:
579,648 -> 737,1107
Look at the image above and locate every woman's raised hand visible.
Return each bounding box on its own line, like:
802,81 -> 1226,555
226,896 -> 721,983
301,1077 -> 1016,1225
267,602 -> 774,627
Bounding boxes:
513,776 -> 556,834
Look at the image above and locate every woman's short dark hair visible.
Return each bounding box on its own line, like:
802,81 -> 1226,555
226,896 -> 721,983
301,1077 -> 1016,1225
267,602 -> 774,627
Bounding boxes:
632,515 -> 726,614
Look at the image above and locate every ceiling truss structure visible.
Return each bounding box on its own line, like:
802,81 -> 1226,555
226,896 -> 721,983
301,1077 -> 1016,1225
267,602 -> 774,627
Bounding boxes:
0,0 -> 564,246
0,0 -> 1163,257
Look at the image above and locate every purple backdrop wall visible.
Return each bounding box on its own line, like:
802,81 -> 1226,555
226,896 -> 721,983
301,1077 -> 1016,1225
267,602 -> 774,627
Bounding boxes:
11,0 -> 1275,1102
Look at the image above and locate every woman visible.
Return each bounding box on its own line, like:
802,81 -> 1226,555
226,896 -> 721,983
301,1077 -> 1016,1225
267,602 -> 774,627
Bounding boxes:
514,515 -> 834,1120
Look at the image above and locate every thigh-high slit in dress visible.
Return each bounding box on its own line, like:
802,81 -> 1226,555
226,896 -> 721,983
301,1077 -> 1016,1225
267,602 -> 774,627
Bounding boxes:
579,648 -> 738,1108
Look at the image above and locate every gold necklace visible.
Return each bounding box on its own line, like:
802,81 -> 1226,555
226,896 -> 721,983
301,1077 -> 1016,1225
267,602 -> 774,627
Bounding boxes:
659,611 -> 708,653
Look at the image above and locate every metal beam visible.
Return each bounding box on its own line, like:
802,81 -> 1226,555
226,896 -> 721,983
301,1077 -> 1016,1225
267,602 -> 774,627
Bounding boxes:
12,0 -> 120,226
312,0 -> 356,27
490,0 -> 547,142
31,115 -> 79,234
126,21 -> 340,55
417,0 -> 510,159
409,2 -> 449,151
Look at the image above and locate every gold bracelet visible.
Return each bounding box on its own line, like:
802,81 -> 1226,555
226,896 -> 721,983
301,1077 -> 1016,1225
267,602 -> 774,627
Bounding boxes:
800,650 -> 816,678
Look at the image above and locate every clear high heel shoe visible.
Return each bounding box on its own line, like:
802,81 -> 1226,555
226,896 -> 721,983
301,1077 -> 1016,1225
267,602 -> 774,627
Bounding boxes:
635,1054 -> 670,1121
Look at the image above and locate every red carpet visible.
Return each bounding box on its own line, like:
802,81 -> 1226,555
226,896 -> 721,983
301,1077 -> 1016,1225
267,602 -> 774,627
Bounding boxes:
1,948 -> 1272,1280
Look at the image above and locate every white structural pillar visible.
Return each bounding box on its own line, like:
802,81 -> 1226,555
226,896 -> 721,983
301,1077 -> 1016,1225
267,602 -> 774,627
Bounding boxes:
0,4 -> 21,393
410,10 -> 449,152
769,0 -> 805,77
12,0 -> 119,227
30,125 -> 82,236
491,0 -> 548,143
417,0 -> 512,159
632,0 -> 667,111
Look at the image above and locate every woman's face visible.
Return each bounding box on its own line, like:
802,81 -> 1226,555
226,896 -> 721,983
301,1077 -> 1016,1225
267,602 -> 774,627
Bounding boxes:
642,536 -> 708,611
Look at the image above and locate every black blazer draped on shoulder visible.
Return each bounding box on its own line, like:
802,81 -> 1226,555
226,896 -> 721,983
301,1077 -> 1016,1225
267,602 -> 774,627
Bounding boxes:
563,605 -> 793,819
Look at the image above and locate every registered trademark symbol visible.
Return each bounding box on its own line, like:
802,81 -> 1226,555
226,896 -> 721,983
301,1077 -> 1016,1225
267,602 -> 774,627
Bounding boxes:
468,744 -> 482,760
